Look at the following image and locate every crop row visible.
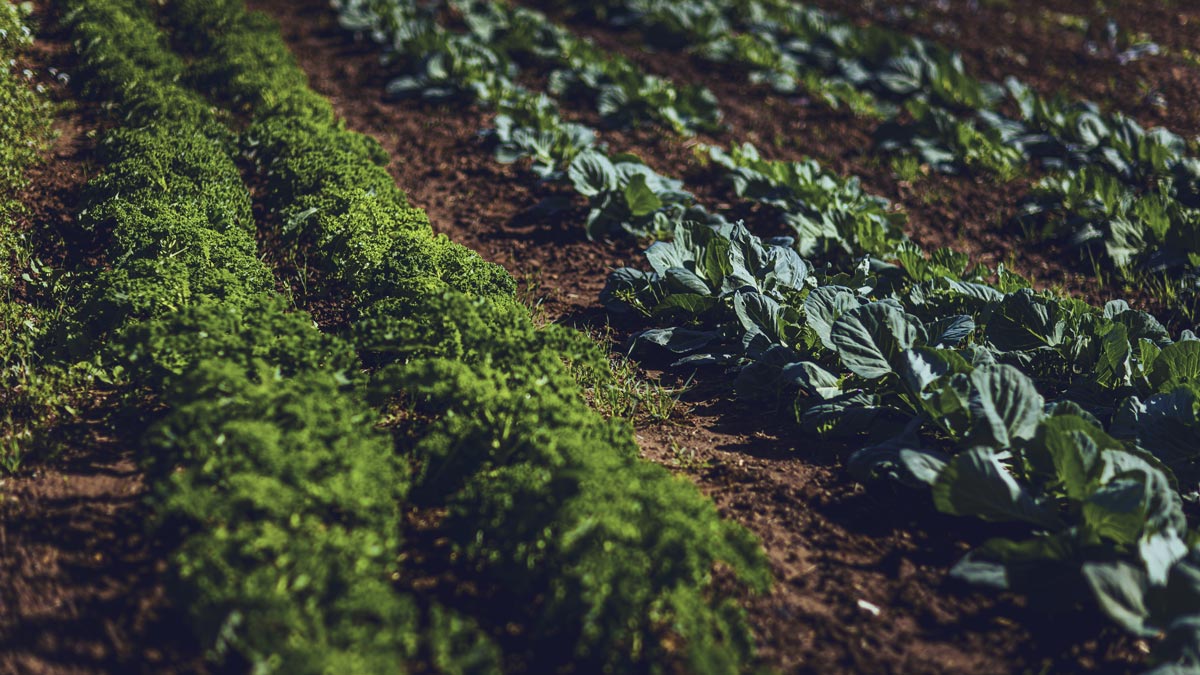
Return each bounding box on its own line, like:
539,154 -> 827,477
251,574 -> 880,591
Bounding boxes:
335,0 -> 904,257
337,0 -> 720,184
334,0 -> 1200,671
543,0 -> 1200,312
54,0 -> 768,672
0,1 -> 44,465
339,0 -> 1200,320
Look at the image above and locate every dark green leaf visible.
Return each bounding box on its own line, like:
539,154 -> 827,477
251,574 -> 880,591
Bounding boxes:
968,365 -> 1044,447
831,303 -> 925,379
1082,560 -> 1158,636
568,149 -> 617,197
932,447 -> 1064,530
623,173 -> 663,217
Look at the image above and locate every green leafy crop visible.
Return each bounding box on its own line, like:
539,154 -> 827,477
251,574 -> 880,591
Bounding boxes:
71,0 -> 773,671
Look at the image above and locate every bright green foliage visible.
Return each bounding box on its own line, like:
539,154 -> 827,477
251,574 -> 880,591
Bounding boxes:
57,0 -> 431,671
116,293 -> 361,390
191,0 -> 770,661
244,121 -> 517,301
54,0 -> 771,672
146,361 -> 414,674
369,304 -> 769,669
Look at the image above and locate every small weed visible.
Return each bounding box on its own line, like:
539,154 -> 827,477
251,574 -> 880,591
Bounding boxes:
597,355 -> 691,423
516,268 -> 552,327
889,155 -> 925,184
571,324 -> 692,424
669,440 -> 709,471
915,183 -> 950,207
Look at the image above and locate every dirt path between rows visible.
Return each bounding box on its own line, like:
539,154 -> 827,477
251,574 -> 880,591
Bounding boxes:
807,0 -> 1200,140
0,9 -> 199,674
250,1 -> 1148,672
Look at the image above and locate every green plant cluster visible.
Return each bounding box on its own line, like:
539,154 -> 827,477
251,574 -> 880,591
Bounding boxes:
605,215 -> 1200,672
334,0 -> 721,239
546,0 -> 1019,173
331,0 -> 911,254
338,0 -> 719,137
186,1 -> 769,666
705,142 -> 907,259
451,0 -> 721,135
59,2 -> 431,671
57,0 -> 770,671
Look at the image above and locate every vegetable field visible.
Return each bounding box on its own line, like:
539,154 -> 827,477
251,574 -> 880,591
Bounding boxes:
3,0 -> 1200,673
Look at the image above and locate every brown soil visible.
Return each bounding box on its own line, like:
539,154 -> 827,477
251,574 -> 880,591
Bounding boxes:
0,10 -> 200,675
249,0 -> 1152,672
805,0 -> 1200,140
0,414 -> 197,675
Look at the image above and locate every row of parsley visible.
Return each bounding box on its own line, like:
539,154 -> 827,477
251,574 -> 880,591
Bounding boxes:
333,0 -> 1200,670
53,0 -> 769,672
538,0 -> 1200,315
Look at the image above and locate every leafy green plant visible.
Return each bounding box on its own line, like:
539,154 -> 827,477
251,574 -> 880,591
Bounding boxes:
330,0 -> 1200,670
568,149 -> 700,239
707,142 -> 907,257
455,0 -> 723,135
606,213 -> 1200,671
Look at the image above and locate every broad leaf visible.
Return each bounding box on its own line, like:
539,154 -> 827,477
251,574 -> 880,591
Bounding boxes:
1025,415 -> 1112,500
631,327 -> 720,355
803,285 -> 865,351
831,303 -> 925,379
987,289 -> 1067,351
623,173 -> 663,217
932,447 -> 1064,530
568,150 -> 617,197
926,314 -> 975,348
968,364 -> 1044,448
1081,560 -> 1158,636
1149,341 -> 1200,396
